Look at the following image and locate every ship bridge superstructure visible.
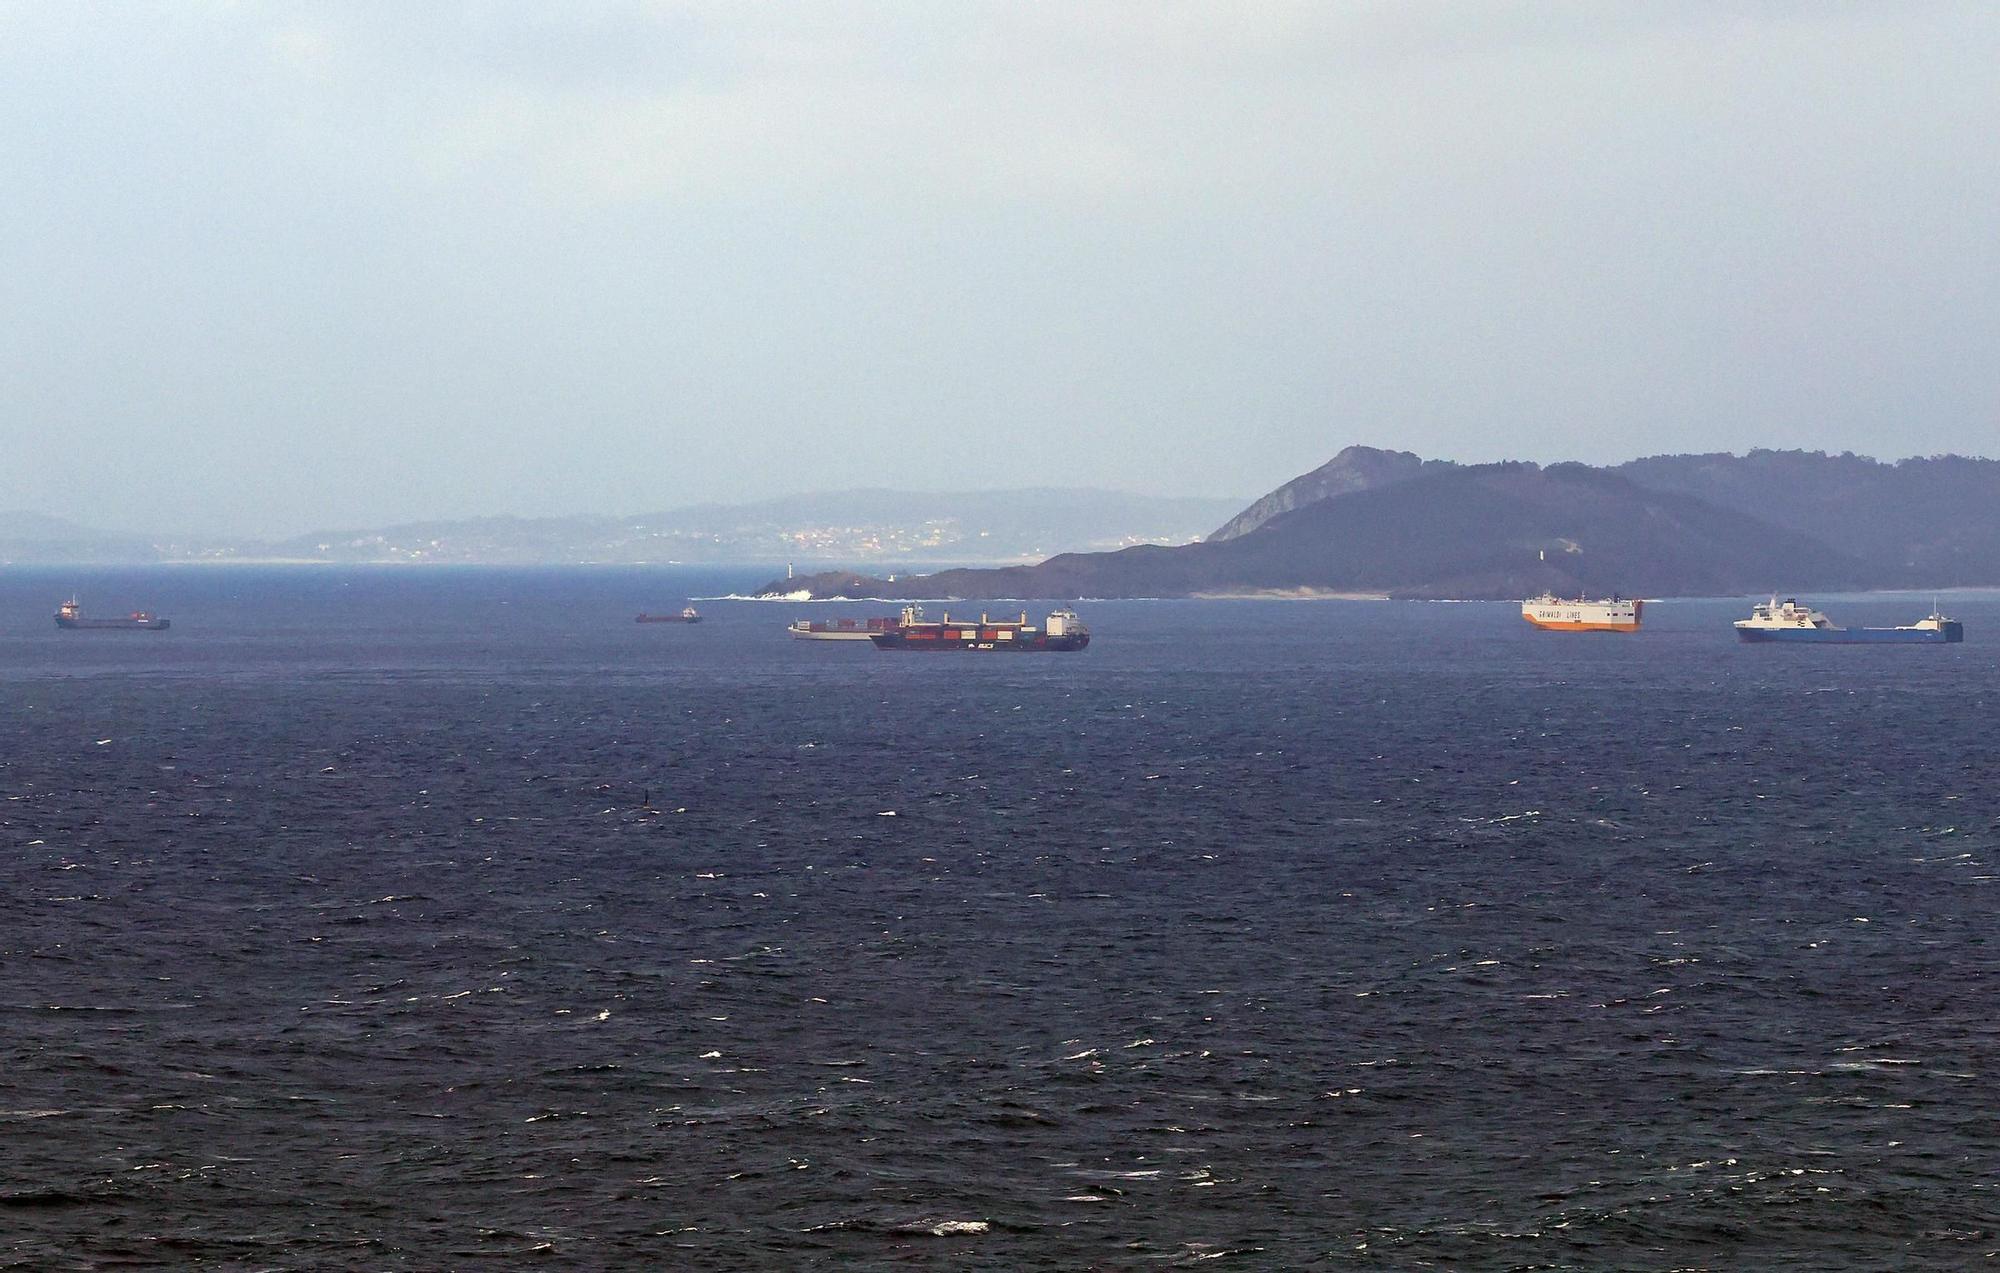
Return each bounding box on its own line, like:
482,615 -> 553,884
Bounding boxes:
1736,597 -> 1835,631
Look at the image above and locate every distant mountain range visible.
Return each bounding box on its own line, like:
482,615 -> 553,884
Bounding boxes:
766,446 -> 2000,601
0,489 -> 1244,567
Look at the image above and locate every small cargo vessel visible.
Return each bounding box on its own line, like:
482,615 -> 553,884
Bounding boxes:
1522,593 -> 1642,633
1734,597 -> 1963,644
55,598 -> 170,631
789,616 -> 898,641
868,604 -> 1089,652
636,607 -> 702,624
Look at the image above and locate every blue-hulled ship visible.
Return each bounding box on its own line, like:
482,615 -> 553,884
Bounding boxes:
1734,597 -> 1962,644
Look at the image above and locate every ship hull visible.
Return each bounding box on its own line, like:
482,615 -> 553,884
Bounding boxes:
1737,624 -> 1962,644
870,632 -> 1089,652
635,616 -> 701,624
1522,617 -> 1640,633
793,630 -> 878,641
56,616 -> 170,630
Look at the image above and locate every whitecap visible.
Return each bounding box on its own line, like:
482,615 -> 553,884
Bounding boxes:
925,1220 -> 989,1236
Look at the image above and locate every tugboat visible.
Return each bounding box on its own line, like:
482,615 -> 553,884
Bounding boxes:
1734,597 -> 1963,644
55,598 -> 170,631
1521,593 -> 1642,632
636,607 -> 702,624
868,604 -> 1089,652
789,616 -> 899,641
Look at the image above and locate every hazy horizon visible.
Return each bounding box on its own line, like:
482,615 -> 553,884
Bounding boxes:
5,4 -> 1996,537
2,483 -> 1252,543
10,440 -> 2000,542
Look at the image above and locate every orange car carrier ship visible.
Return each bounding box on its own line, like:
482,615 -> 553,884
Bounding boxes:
1520,593 -> 1642,633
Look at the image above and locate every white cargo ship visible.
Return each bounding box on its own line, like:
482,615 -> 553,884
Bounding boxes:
1521,593 -> 1642,633
1734,597 -> 1963,644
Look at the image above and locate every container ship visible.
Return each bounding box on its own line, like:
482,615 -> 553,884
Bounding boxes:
789,616 -> 898,641
1734,597 -> 1963,644
1521,593 -> 1642,633
868,605 -> 1089,652
636,607 -> 702,624
55,598 -> 170,631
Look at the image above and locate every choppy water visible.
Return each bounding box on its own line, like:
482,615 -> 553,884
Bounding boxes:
3,568 -> 1997,1269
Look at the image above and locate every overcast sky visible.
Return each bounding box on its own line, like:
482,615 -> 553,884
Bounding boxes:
3,2 -> 1995,535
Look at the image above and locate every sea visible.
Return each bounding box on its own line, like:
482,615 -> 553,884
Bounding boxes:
2,566 -> 1997,1270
